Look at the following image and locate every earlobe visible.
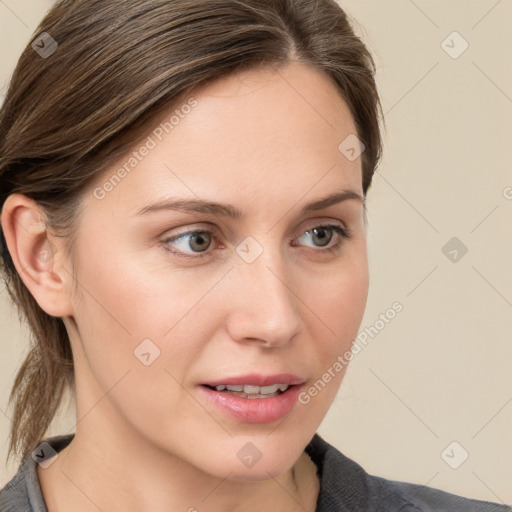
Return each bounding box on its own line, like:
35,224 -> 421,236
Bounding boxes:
0,193 -> 74,318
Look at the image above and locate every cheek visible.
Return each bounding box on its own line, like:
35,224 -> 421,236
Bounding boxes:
306,251 -> 368,349
295,268 -> 368,420
70,243 -> 220,398
296,245 -> 368,412
74,239 -> 203,341
70,257 -> 208,443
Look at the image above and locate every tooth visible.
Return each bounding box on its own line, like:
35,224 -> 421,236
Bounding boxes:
218,383 -> 290,395
243,385 -> 260,394
225,385 -> 243,392
260,384 -> 279,394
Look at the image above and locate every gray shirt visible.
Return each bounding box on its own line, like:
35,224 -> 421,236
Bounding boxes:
1,433 -> 510,511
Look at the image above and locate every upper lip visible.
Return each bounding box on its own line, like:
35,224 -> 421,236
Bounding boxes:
202,373 -> 305,387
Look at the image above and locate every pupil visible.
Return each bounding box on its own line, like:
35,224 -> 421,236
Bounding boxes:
313,227 -> 332,247
191,233 -> 211,252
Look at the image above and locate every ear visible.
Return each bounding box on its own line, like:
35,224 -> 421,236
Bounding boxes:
1,193 -> 74,317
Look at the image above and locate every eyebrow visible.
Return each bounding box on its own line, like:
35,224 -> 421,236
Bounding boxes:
135,189 -> 364,220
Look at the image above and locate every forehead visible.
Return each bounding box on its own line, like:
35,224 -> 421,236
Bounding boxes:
88,62 -> 362,215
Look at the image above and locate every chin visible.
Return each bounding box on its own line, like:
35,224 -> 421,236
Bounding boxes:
202,435 -> 306,482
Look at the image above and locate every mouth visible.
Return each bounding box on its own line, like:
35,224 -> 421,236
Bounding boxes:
198,374 -> 306,423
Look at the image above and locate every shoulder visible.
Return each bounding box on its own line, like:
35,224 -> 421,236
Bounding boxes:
305,433 -> 511,512
0,434 -> 74,512
0,455 -> 39,512
367,474 -> 512,512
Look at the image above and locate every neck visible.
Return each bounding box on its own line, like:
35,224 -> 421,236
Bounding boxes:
38,413 -> 319,512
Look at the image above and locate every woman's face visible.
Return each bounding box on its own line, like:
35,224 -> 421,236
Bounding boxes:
66,61 -> 369,479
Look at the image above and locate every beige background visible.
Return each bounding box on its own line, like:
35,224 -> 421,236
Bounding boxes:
1,0 -> 511,505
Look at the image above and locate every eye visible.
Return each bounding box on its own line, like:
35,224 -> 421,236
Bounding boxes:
292,224 -> 351,252
161,223 -> 351,259
162,229 -> 216,259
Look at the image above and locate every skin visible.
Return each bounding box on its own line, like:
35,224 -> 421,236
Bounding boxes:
1,61 -> 369,511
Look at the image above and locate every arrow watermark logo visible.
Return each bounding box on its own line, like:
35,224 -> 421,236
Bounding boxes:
442,236 -> 468,263
441,441 -> 469,469
338,134 -> 365,162
31,441 -> 58,469
441,31 -> 469,59
31,32 -> 58,59
134,338 -> 161,366
237,442 -> 263,468
35,239 -> 58,264
236,236 -> 264,264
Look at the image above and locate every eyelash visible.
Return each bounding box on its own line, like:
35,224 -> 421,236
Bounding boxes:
161,223 -> 352,260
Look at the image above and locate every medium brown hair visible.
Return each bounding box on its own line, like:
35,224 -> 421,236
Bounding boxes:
0,0 -> 383,463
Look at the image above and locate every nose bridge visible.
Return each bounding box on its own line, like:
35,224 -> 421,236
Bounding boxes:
227,239 -> 300,346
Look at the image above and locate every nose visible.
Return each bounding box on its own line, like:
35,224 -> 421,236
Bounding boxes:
225,247 -> 301,349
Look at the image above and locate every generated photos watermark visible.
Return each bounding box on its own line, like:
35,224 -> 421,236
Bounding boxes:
298,301 -> 403,405
93,97 -> 198,200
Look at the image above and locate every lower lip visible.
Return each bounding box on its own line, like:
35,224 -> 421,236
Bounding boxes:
198,385 -> 303,424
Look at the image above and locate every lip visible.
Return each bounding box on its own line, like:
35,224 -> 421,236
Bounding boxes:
198,382 -> 304,424
201,373 -> 306,387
